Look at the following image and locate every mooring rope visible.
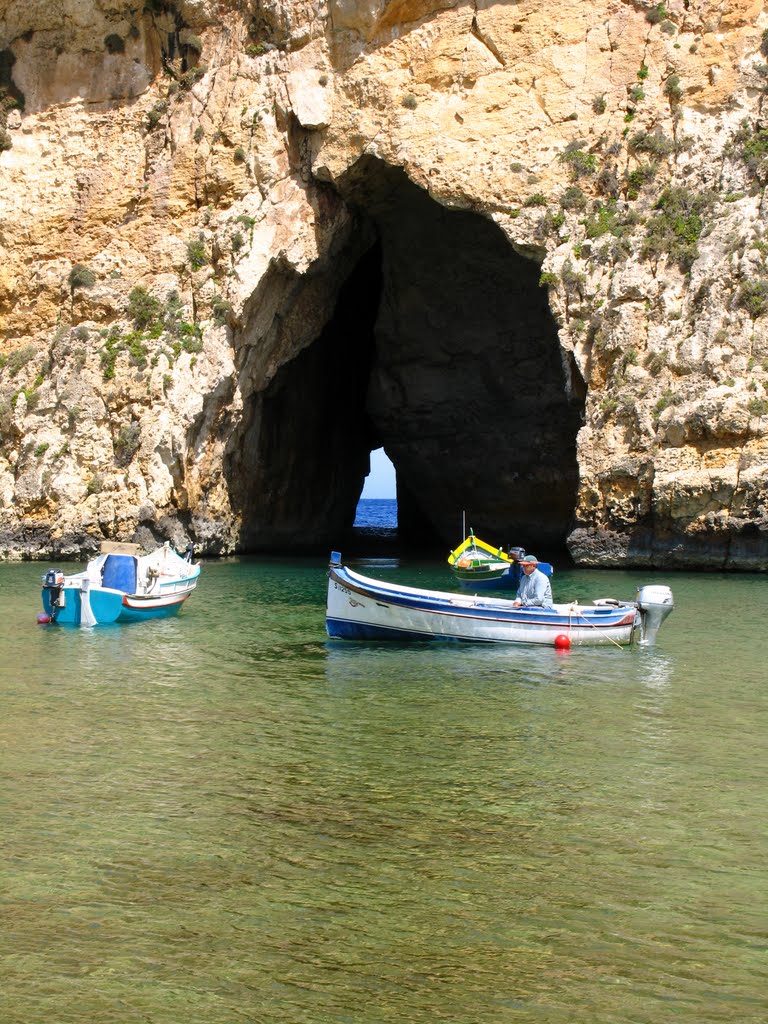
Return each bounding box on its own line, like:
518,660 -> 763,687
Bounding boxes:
573,609 -> 627,650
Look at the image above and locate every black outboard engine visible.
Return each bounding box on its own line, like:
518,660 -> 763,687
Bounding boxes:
42,569 -> 65,620
184,542 -> 195,563
636,584 -> 674,644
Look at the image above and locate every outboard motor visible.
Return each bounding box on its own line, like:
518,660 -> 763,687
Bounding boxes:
636,584 -> 674,644
42,569 -> 65,620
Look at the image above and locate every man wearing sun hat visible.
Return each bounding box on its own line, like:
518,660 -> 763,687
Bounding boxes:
512,554 -> 554,610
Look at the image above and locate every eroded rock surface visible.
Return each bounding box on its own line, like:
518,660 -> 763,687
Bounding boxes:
1,0 -> 767,567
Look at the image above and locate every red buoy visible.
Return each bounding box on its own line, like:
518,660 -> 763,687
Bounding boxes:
37,612 -> 51,624
554,633 -> 571,650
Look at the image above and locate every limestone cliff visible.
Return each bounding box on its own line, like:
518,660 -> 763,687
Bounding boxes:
1,0 -> 767,568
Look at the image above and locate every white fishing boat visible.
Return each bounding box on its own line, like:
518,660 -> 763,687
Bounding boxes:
326,554 -> 673,648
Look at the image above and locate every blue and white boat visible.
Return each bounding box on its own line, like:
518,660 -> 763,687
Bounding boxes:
326,554 -> 673,647
41,541 -> 200,626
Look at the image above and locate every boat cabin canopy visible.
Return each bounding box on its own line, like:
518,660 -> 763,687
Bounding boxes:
101,553 -> 137,594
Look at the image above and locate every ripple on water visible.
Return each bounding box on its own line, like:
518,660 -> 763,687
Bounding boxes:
0,560 -> 766,1023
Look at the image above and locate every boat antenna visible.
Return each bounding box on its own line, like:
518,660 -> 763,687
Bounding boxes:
462,509 -> 466,538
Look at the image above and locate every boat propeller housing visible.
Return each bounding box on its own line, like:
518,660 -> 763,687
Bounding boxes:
635,584 -> 674,644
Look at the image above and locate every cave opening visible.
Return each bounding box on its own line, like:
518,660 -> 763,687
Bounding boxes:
229,157 -> 586,559
353,447 -> 399,550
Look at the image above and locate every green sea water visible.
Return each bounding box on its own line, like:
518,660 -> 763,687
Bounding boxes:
1,556 -> 766,1024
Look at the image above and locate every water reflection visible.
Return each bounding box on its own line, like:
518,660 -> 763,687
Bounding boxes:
324,639 -> 675,695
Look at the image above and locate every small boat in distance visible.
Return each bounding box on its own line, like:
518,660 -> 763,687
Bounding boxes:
40,541 -> 200,626
327,553 -> 674,648
448,531 -> 552,590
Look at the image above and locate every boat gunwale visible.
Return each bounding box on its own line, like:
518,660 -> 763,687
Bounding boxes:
448,535 -> 513,566
122,590 -> 193,607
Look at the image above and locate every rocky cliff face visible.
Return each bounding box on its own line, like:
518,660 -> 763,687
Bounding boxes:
1,0 -> 767,568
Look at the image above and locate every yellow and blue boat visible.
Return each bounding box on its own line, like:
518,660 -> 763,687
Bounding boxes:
447,531 -> 552,590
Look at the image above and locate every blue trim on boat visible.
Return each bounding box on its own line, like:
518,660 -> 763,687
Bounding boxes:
327,617 -> 493,643
158,574 -> 199,588
331,566 -> 634,629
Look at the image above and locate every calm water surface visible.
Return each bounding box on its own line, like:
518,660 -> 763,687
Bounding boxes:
1,556 -> 766,1024
354,498 -> 398,529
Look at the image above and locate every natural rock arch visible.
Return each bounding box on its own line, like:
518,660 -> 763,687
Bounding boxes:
225,158 -> 586,555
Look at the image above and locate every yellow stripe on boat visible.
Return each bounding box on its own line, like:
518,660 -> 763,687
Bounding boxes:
448,535 -> 513,565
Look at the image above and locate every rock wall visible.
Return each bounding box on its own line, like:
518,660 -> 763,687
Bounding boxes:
0,0 -> 767,567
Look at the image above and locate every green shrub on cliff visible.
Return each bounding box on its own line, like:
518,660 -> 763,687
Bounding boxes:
100,326 -> 124,380
664,74 -> 683,102
641,188 -> 714,271
180,66 -> 207,90
0,394 -> 13,438
560,186 -> 587,211
4,345 -> 37,378
146,100 -> 168,129
69,265 -> 96,291
654,390 -> 676,416
558,141 -> 597,179
737,278 -> 768,319
211,294 -> 232,325
626,162 -> 658,199
128,287 -> 163,330
114,422 -> 141,465
186,238 -> 208,271
583,200 -> 623,239
628,128 -> 675,158
180,323 -> 203,353
731,120 -> 768,183
125,332 -> 149,369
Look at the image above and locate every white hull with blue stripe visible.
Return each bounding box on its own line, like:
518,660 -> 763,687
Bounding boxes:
326,557 -> 674,647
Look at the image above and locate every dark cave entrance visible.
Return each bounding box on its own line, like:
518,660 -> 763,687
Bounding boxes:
228,157 -> 586,558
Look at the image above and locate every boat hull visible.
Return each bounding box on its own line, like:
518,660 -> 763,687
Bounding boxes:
42,581 -> 196,624
114,589 -> 194,623
42,583 -> 124,624
327,565 -> 639,646
449,563 -> 517,589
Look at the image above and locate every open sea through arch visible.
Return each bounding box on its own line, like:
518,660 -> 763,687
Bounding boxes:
354,496 -> 398,529
1,547 -> 767,1024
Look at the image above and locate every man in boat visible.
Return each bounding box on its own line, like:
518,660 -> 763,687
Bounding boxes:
512,555 -> 554,610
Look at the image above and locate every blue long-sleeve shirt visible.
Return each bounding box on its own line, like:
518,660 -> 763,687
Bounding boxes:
516,568 -> 554,609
